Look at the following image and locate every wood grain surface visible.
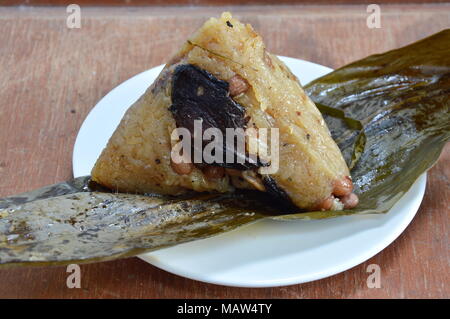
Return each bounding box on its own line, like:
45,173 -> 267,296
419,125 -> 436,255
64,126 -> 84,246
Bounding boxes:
3,0 -> 449,6
0,4 -> 449,298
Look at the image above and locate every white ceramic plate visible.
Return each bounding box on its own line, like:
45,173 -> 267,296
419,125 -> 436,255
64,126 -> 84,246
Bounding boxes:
73,57 -> 426,288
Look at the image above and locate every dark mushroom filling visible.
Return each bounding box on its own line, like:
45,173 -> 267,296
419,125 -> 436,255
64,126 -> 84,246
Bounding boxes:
262,176 -> 298,209
170,64 -> 266,170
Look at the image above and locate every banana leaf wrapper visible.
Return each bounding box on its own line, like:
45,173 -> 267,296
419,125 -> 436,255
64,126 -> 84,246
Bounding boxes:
0,30 -> 449,267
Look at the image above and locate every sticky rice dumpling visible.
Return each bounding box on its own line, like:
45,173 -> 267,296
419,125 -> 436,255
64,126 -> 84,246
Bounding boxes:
91,12 -> 358,211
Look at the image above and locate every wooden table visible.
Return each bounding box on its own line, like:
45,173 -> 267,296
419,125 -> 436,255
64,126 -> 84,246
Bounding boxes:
0,4 -> 448,298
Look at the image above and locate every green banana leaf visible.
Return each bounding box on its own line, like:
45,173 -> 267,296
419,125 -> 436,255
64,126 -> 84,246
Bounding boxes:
1,30 -> 449,267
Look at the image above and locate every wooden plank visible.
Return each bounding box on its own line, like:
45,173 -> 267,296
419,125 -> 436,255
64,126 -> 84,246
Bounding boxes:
2,0 -> 449,6
0,5 -> 448,298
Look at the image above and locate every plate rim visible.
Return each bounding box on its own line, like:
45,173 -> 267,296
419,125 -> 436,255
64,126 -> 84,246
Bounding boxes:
138,174 -> 426,288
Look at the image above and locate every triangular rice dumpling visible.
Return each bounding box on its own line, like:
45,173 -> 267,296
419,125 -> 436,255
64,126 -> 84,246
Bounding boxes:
92,12 -> 358,211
